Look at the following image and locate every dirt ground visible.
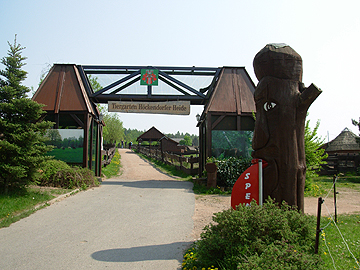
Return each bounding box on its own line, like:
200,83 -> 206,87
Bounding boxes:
192,188 -> 360,240
101,150 -> 360,242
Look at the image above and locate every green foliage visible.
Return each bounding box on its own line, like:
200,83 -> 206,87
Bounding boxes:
135,151 -> 191,180
124,128 -> 146,144
166,131 -> 199,147
88,74 -> 102,92
182,199 -> 324,270
102,113 -> 124,144
44,129 -> 84,149
46,148 -> 83,163
192,182 -> 231,195
352,118 -> 360,146
211,130 -> 253,159
304,118 -> 328,191
102,149 -> 121,178
179,135 -> 192,146
210,156 -> 252,187
0,36 -> 53,193
36,159 -> 99,189
88,75 -> 124,144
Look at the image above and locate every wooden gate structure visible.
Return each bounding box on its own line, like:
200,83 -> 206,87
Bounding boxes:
32,64 -> 256,176
32,64 -> 104,176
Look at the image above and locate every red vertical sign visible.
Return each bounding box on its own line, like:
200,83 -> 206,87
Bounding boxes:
231,159 -> 267,209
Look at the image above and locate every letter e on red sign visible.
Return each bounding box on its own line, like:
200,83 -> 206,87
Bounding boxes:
231,163 -> 259,209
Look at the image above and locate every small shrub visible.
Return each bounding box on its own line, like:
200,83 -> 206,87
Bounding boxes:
237,239 -> 323,269
36,160 -> 70,186
212,157 -> 252,187
182,198 -> 324,269
37,159 -> 99,189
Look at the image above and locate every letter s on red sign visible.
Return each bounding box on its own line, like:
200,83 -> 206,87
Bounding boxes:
231,163 -> 259,209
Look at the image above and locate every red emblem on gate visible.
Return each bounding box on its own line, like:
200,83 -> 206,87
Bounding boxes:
141,69 -> 158,85
231,159 -> 268,209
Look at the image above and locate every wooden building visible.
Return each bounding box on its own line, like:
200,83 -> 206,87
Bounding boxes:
320,128 -> 360,174
137,126 -> 186,154
32,64 -> 104,176
197,67 -> 256,173
322,128 -> 360,154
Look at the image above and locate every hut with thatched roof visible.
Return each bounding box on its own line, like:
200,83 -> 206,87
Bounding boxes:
320,128 -> 360,174
322,128 -> 360,154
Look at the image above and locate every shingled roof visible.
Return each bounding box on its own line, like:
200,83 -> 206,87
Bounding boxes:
137,126 -> 165,142
204,67 -> 255,114
323,128 -> 360,153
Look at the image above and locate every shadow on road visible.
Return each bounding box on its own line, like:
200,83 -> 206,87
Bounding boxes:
91,241 -> 191,262
101,179 -> 193,191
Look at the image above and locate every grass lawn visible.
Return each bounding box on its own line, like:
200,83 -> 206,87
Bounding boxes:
47,147 -> 83,163
309,175 -> 360,269
320,214 -> 360,269
101,149 -> 122,178
0,186 -> 73,228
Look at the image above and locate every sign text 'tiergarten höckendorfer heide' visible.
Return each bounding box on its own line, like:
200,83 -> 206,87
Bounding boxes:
108,101 -> 190,115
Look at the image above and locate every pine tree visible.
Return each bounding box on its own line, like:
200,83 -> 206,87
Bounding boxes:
0,36 -> 53,193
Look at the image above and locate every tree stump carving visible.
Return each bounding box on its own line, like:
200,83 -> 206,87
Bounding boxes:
252,44 -> 322,212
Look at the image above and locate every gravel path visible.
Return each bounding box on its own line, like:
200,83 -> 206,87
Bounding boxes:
0,149 -> 194,270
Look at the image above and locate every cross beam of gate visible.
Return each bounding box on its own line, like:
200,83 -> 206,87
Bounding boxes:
77,65 -> 222,105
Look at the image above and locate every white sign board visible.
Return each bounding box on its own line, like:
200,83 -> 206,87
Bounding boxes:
108,101 -> 190,115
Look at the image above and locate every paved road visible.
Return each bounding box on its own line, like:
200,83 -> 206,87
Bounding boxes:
0,149 -> 194,269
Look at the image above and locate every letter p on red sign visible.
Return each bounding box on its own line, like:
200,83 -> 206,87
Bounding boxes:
231,159 -> 268,209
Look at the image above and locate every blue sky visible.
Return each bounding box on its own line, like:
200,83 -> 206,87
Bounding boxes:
1,0 -> 359,140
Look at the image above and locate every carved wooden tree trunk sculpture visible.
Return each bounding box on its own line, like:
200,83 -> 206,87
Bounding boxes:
252,44 -> 322,212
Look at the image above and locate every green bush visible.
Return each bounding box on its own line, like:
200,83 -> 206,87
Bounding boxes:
212,157 -> 252,187
182,199 -> 324,270
37,159 -> 99,189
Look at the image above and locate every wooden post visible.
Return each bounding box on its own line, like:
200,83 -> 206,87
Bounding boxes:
333,175 -> 338,223
83,113 -> 89,168
315,197 -> 323,254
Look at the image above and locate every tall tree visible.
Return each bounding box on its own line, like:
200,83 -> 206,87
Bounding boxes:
102,113 -> 124,144
352,118 -> 360,145
179,135 -> 192,146
0,36 -> 53,193
88,75 -> 124,144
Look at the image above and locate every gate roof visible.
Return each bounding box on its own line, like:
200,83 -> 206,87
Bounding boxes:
77,65 -> 222,105
204,67 -> 256,114
32,64 -> 95,115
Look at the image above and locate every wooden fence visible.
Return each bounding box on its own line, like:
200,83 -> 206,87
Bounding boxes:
320,153 -> 360,175
101,146 -> 116,166
137,146 -> 199,176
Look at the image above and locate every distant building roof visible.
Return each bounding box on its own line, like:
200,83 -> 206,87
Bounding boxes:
170,138 -> 183,144
137,126 -> 164,142
323,128 -> 360,153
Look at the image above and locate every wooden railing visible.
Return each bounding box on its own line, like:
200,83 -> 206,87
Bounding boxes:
101,146 -> 116,166
320,153 -> 360,175
137,146 -> 199,176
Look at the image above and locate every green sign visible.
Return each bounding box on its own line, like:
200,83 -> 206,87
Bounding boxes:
140,69 -> 159,86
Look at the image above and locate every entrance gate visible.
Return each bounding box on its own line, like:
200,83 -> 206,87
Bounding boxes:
77,65 -> 221,104
33,64 -> 256,176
